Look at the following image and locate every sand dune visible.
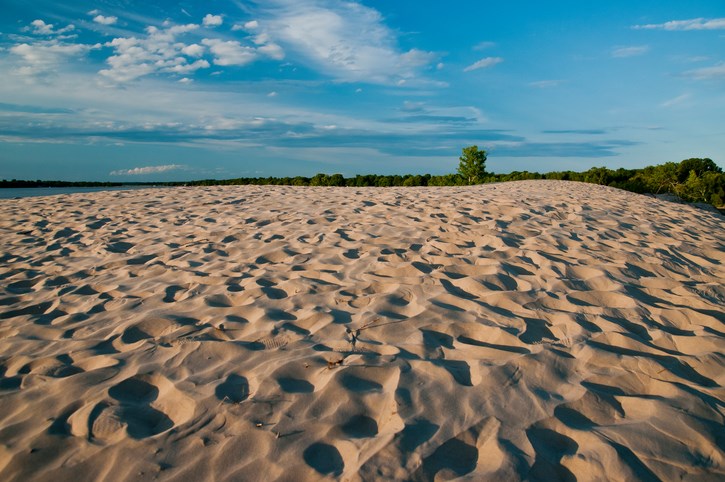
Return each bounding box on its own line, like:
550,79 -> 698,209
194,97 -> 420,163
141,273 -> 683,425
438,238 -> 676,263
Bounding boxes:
0,180 -> 723,481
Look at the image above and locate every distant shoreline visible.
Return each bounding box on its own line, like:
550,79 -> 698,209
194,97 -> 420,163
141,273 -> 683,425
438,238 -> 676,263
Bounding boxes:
0,185 -> 159,200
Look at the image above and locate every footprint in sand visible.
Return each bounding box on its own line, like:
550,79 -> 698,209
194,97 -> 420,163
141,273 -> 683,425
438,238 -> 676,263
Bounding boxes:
419,436 -> 479,479
340,414 -> 378,438
338,373 -> 383,393
79,374 -> 194,442
215,374 -> 250,403
277,377 -> 315,394
19,355 -> 84,378
120,317 -> 179,344
303,442 -> 344,476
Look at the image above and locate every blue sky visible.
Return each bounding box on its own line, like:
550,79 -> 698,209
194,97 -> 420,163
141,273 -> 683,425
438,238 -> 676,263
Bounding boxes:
1,0 -> 723,181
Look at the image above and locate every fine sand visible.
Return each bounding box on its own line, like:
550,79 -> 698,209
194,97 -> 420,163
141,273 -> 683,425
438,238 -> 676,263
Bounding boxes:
0,180 -> 723,481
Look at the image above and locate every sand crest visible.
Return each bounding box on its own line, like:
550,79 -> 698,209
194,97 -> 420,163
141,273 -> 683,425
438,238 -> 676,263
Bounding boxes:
0,180 -> 723,481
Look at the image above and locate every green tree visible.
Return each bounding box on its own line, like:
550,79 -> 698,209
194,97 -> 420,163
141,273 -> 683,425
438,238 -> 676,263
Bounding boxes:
633,162 -> 678,194
676,158 -> 720,183
584,166 -> 612,185
310,173 -> 329,186
457,145 -> 487,184
328,173 -> 345,186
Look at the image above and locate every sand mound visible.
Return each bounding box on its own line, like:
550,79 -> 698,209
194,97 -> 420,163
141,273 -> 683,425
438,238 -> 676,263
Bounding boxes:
0,180 -> 723,481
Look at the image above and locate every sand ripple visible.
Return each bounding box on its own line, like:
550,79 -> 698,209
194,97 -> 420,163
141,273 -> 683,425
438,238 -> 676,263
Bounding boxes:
0,181 -> 723,481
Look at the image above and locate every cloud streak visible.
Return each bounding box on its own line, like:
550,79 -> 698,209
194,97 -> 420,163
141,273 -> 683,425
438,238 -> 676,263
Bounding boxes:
463,57 -> 503,72
661,93 -> 691,107
611,45 -> 649,58
684,63 -> 725,81
529,80 -> 563,88
110,164 -> 184,176
633,18 -> 725,31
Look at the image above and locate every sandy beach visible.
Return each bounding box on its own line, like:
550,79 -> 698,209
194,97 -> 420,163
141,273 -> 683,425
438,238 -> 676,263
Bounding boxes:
0,180 -> 723,481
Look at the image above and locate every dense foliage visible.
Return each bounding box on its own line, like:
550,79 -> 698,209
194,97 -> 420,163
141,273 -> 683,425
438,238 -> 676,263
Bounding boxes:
163,157 -> 723,208
2,157 -> 723,209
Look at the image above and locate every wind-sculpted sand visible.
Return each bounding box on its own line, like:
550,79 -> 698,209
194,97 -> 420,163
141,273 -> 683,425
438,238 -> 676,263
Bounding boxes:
0,180 -> 723,481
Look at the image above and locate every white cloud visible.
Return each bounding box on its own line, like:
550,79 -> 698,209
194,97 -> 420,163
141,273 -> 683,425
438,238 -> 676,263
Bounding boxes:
167,59 -> 211,74
202,38 -> 257,66
463,57 -> 503,72
267,91 -> 278,97
258,43 -> 285,60
400,49 -> 437,68
30,19 -> 54,35
233,20 -> 259,31
633,18 -> 725,31
10,40 -> 97,76
684,63 -> 725,80
28,19 -> 75,36
182,43 -> 205,57
611,45 -> 650,58
258,0 -> 436,84
203,14 -> 223,27
178,77 -> 193,84
99,24 -> 214,82
250,32 -> 285,60
93,15 -> 118,26
110,164 -> 183,176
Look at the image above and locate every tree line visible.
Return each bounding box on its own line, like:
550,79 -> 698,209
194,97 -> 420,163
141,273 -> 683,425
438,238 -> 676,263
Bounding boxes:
1,148 -> 723,209
175,149 -> 724,208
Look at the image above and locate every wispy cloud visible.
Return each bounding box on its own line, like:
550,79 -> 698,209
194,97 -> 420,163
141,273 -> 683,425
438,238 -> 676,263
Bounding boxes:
110,164 -> 184,176
661,93 -> 691,107
463,57 -> 503,72
473,41 -> 496,51
10,23 -> 99,77
684,63 -> 725,80
529,80 -> 563,88
253,0 -> 437,84
611,45 -> 649,58
542,129 -> 607,135
633,18 -> 725,31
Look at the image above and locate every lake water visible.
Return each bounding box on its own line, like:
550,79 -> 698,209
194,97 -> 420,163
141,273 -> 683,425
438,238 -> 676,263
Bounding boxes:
0,186 -> 158,199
